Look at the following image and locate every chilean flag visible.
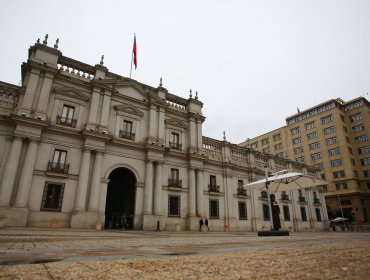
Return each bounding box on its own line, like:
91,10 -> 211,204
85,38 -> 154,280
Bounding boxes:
133,34 -> 137,69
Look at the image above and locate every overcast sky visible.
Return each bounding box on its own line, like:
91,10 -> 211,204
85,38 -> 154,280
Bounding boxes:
1,0 -> 369,143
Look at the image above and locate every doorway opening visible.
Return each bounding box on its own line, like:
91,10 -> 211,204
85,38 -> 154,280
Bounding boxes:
105,167 -> 136,229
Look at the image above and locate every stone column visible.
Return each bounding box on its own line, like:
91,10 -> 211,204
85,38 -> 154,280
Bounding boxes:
98,179 -> 110,214
196,169 -> 203,217
143,161 -> 153,215
196,118 -> 203,150
36,73 -> 53,114
88,152 -> 103,211
88,89 -> 100,124
0,136 -> 23,206
153,162 -> 163,215
188,168 -> 196,217
21,69 -> 40,110
74,149 -> 91,211
14,140 -> 39,208
157,108 -> 165,144
99,93 -> 111,127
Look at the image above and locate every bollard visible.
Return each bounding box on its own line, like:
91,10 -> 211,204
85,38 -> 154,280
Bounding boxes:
156,220 -> 160,231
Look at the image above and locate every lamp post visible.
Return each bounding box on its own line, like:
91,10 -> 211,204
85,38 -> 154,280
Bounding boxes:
337,194 -> 344,218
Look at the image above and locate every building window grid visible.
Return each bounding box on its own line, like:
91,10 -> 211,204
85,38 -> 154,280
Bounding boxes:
40,182 -> 65,212
283,205 -> 290,221
307,132 -> 318,140
238,201 -> 248,220
330,159 -> 343,167
326,137 -> 338,145
300,207 -> 307,222
333,170 -> 346,179
350,113 -> 362,122
321,114 -> 333,125
292,137 -> 302,145
209,199 -> 219,219
323,126 -> 335,135
168,195 -> 181,217
352,124 -> 365,133
294,146 -> 304,154
309,142 -> 320,150
355,135 -> 368,144
328,147 -> 341,156
358,146 -> 370,155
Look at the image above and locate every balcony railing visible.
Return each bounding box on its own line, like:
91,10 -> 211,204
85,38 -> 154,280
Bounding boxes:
281,194 -> 290,201
169,142 -> 182,150
313,198 -> 321,204
208,184 -> 220,192
47,161 -> 69,174
119,130 -> 135,141
237,187 -> 247,196
168,179 -> 182,188
56,116 -> 77,128
298,196 -> 306,203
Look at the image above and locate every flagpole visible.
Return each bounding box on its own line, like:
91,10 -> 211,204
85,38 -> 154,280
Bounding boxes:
130,52 -> 133,79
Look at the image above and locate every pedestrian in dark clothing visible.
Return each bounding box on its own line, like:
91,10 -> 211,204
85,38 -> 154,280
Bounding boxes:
199,218 -> 204,231
205,217 -> 209,230
270,194 -> 281,230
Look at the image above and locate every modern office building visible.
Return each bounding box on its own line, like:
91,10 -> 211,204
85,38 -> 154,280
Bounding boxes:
0,36 -> 328,232
241,97 -> 370,223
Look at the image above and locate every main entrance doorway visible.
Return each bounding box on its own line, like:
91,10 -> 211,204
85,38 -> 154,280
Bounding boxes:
105,168 -> 136,230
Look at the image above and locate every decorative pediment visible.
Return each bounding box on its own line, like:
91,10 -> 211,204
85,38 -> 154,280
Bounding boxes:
114,104 -> 144,117
165,118 -> 187,129
54,87 -> 90,101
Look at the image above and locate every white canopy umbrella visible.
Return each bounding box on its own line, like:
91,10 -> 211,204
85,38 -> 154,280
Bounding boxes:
243,169 -> 327,234
243,171 -> 327,193
331,217 -> 348,223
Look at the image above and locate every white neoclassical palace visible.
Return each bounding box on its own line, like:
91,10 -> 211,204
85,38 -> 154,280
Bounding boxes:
0,36 -> 329,231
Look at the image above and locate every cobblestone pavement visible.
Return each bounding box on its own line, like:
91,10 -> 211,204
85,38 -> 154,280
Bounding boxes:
0,228 -> 369,279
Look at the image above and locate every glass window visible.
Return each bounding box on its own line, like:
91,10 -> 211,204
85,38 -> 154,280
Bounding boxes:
283,205 -> 290,221
168,195 -> 180,217
300,207 -> 307,221
263,204 -> 270,221
209,199 -> 219,219
315,208 -> 322,221
40,182 -> 65,212
238,201 -> 248,220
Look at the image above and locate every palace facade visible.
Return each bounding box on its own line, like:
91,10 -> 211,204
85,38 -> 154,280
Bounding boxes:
0,37 -> 328,231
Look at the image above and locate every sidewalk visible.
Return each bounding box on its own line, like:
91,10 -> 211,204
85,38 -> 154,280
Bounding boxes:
0,228 -> 369,279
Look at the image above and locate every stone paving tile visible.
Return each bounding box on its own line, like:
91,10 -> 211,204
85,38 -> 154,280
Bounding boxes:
0,228 -> 369,279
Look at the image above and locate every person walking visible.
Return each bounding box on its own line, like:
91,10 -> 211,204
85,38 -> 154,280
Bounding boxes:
199,217 -> 204,231
205,217 -> 209,231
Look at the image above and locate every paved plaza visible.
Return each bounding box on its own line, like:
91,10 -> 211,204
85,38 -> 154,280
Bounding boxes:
0,228 -> 369,279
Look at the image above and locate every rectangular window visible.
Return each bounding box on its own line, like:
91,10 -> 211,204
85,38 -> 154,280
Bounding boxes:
335,182 -> 348,190
292,137 -> 302,144
261,138 -> 269,145
307,132 -> 318,140
238,180 -> 243,188
169,132 -> 181,150
48,149 -> 69,173
295,156 -> 305,163
169,168 -> 181,187
323,126 -> 335,134
330,159 -> 343,167
262,204 -> 270,221
350,113 -> 362,122
328,147 -> 341,156
309,142 -> 320,150
315,208 -> 322,221
238,201 -> 248,220
321,114 -> 333,124
290,127 -> 300,135
273,134 -> 281,141
311,152 -> 321,161
361,157 -> 370,166
40,181 -> 65,211
209,199 -> 219,219
352,124 -> 365,133
300,207 -> 307,221
283,205 -> 290,221
120,120 -> 135,140
326,137 -> 338,145
355,135 -> 368,144
57,105 -> 76,127
168,195 -> 180,217
294,146 -> 304,154
358,146 -> 370,154
305,121 -> 316,131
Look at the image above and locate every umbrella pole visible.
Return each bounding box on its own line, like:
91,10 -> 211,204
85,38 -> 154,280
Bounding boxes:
265,166 -> 274,231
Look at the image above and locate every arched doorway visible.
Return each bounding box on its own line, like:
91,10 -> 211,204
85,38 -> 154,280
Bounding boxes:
105,167 -> 136,229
